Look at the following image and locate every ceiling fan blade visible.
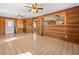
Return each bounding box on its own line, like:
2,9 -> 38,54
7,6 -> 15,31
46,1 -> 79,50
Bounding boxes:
37,8 -> 43,10
28,9 -> 32,11
25,6 -> 32,8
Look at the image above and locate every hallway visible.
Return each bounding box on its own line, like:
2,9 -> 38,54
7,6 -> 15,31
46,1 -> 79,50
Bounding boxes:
0,33 -> 79,55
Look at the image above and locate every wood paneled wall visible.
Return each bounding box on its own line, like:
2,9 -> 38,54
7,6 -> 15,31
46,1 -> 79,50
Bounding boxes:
0,17 -> 33,35
36,6 -> 79,44
66,6 -> 79,43
0,17 -> 5,35
43,24 -> 67,38
24,18 -> 33,33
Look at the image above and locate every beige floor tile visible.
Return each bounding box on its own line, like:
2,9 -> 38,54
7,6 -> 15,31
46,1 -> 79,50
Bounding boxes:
0,33 -> 79,55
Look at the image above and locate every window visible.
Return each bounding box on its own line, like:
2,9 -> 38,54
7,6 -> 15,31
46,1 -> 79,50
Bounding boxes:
44,14 -> 64,26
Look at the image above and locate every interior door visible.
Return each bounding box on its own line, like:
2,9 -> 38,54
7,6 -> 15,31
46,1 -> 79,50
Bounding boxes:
15,19 -> 24,33
26,19 -> 33,33
5,18 -> 14,34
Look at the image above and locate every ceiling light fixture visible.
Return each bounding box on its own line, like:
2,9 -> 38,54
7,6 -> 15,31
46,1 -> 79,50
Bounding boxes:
32,3 -> 38,13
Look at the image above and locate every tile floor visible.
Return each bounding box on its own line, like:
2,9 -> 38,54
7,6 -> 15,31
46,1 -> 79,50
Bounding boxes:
0,33 -> 79,55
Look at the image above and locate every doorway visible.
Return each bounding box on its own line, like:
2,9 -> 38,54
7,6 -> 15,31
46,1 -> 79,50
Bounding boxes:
33,21 -> 36,31
5,18 -> 14,34
33,19 -> 37,32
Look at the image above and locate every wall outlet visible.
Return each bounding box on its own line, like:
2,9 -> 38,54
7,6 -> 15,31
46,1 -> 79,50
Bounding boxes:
65,36 -> 68,38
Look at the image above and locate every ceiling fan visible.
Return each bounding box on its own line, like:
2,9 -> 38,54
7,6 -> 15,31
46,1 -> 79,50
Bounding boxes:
25,3 -> 43,13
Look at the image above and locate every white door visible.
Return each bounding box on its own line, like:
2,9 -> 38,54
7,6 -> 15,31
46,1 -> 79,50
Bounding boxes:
5,19 -> 14,34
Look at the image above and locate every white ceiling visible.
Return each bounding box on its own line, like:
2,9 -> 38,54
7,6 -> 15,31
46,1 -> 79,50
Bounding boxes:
0,3 -> 79,18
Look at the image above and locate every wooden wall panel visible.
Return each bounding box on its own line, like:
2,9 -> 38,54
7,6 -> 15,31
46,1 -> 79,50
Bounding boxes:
43,25 -> 67,39
66,6 -> 79,44
66,6 -> 79,24
0,17 -> 5,35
